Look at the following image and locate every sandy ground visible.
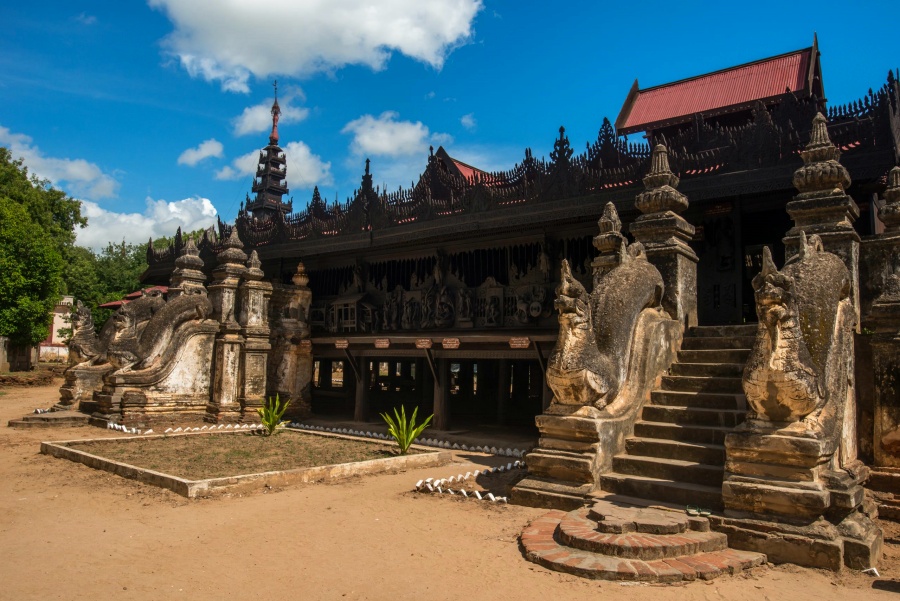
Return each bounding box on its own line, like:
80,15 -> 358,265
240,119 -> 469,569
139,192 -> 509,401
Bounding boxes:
1,381 -> 897,601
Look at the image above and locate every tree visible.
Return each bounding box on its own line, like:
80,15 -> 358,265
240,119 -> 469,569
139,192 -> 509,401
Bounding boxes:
0,198 -> 63,345
0,147 -> 85,251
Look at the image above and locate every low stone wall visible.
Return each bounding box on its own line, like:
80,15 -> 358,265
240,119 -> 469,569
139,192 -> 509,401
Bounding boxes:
41,431 -> 451,498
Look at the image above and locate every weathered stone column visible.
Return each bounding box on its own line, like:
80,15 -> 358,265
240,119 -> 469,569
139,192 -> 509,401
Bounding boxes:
869,167 -> 900,468
238,251 -> 273,422
268,261 -> 313,421
784,113 -> 861,322
206,230 -> 247,423
629,144 -> 699,327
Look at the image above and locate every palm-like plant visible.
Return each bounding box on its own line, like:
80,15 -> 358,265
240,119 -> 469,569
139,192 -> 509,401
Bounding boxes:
257,394 -> 290,436
380,405 -> 433,455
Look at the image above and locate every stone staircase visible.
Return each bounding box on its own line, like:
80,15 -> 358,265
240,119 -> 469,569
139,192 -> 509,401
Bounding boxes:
599,325 -> 756,511
520,497 -> 765,582
8,410 -> 90,429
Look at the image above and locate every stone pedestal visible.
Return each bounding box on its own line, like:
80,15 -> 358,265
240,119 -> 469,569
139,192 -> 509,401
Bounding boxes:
784,113 -> 861,323
513,311 -> 681,509
57,364 -> 111,413
719,121 -> 883,571
206,229 -> 247,423
238,251 -> 273,422
629,145 -> 699,328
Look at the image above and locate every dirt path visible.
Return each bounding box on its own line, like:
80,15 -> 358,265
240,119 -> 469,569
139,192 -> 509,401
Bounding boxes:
0,382 -> 895,600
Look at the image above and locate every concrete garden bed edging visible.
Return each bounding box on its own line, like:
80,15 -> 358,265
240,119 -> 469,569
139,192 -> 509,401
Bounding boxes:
40,430 -> 452,498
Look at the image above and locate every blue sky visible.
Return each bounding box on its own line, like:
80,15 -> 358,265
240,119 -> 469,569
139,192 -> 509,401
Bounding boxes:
1,1 -> 896,249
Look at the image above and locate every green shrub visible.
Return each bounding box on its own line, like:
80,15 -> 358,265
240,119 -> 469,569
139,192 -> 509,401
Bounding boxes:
380,405 -> 433,455
257,394 -> 290,436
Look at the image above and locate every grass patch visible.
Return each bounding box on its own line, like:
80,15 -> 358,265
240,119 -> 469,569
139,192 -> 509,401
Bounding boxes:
66,432 -> 415,480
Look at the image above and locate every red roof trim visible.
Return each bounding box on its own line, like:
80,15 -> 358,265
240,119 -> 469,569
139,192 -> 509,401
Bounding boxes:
616,46 -> 814,134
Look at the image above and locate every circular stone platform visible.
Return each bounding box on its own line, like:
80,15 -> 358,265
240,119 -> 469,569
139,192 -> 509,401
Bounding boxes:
520,498 -> 766,582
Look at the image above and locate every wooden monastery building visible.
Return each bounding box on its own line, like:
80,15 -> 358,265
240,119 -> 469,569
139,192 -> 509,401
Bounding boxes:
142,38 -> 900,451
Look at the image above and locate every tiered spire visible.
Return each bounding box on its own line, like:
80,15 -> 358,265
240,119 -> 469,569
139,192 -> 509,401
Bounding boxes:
245,81 -> 293,220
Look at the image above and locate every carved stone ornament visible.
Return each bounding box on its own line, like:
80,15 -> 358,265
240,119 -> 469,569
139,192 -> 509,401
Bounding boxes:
742,231 -> 851,427
547,239 -> 664,410
792,113 -> 852,199
634,144 -> 689,215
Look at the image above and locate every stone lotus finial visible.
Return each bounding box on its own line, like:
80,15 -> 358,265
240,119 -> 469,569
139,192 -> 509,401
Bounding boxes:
244,250 -> 264,281
593,202 -> 626,255
292,261 -> 310,288
644,144 -> 679,190
175,236 -> 203,270
598,202 -> 621,234
792,112 -> 851,197
217,228 -> 247,265
635,144 -> 689,215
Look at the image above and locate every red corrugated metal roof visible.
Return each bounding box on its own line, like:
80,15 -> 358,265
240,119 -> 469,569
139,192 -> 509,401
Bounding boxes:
451,159 -> 482,180
618,49 -> 811,133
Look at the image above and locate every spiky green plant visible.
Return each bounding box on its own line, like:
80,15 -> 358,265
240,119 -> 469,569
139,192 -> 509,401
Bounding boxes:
380,405 -> 433,455
257,394 -> 290,436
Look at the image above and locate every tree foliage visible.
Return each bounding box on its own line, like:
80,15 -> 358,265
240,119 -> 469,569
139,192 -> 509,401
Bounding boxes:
1,144 -> 216,341
0,148 -> 85,251
0,198 -> 63,344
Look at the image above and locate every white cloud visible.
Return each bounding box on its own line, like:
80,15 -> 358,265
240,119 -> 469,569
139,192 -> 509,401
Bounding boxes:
232,90 -> 309,136
75,13 -> 97,25
76,196 -> 218,250
0,125 -> 119,200
342,111 -> 451,158
213,165 -> 241,181
460,113 -> 476,131
149,0 -> 484,92
215,142 -> 332,189
177,138 -> 224,166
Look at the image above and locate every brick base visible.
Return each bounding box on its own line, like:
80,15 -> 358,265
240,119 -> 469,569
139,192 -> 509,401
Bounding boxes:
520,500 -> 766,583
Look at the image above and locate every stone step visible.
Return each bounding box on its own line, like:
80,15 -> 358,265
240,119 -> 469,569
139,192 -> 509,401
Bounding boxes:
681,336 -> 756,350
677,349 -> 751,364
634,421 -> 728,445
556,510 -> 728,560
7,412 -> 90,429
686,325 -> 758,338
599,473 -> 725,511
651,390 -> 747,410
661,375 -> 744,394
641,405 -> 746,428
669,362 -> 745,378
612,455 -> 724,487
521,510 -> 765,582
625,437 -> 726,465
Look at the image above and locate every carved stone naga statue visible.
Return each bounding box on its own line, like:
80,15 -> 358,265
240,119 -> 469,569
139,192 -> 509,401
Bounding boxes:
547,240 -> 664,410
105,287 -> 211,372
67,300 -> 112,367
742,231 -> 854,438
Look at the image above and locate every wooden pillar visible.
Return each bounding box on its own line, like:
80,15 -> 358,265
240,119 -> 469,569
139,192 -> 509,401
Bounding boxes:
422,357 -> 434,412
353,356 -> 370,422
320,361 -> 333,389
497,359 -> 510,425
433,358 -> 450,430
